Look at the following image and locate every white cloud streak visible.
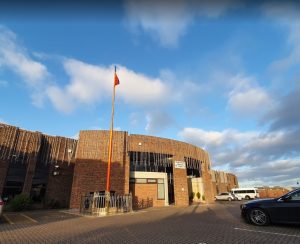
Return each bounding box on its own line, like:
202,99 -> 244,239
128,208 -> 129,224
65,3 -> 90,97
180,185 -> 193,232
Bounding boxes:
124,0 -> 240,47
263,2 -> 300,74
0,25 -> 49,107
0,25 -> 49,87
47,59 -> 173,113
178,127 -> 300,187
227,74 -> 275,116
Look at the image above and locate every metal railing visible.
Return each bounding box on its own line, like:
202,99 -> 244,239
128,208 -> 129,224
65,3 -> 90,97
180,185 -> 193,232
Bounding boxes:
80,193 -> 133,215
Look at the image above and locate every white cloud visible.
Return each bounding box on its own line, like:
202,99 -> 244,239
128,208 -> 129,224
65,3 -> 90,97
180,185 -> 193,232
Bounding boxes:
178,127 -> 300,187
264,87 -> 300,131
47,59 -> 172,113
124,0 -> 240,47
124,0 -> 192,47
0,25 -> 49,87
47,85 -> 76,114
263,3 -> 300,73
0,118 -> 7,124
0,25 -> 49,107
227,74 -> 275,116
237,159 -> 300,187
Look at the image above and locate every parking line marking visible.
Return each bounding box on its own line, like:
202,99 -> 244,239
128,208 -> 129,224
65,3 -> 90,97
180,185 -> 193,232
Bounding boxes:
20,213 -> 38,223
234,227 -> 300,238
2,214 -> 14,225
60,210 -> 84,217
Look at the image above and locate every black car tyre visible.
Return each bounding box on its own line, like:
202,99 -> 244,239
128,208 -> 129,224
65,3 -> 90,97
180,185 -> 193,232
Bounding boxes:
248,208 -> 270,226
245,195 -> 250,200
228,197 -> 232,201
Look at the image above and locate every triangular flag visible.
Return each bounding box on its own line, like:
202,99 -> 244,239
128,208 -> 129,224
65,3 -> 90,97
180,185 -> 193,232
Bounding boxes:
114,73 -> 120,86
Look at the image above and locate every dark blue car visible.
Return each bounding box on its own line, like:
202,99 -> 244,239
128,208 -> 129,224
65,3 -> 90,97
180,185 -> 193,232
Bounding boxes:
241,188 -> 300,226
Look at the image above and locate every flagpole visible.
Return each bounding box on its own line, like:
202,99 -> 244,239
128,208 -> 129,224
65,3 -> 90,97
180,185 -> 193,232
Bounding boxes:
105,66 -> 117,214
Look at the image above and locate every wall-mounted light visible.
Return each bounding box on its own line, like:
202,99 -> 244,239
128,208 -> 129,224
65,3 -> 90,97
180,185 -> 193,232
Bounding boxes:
53,164 -> 60,176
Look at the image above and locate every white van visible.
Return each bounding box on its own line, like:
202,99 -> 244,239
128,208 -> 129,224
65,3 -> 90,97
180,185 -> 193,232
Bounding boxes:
230,188 -> 259,200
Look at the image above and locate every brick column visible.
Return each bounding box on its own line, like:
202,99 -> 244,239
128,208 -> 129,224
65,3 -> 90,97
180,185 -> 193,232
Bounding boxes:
173,162 -> 189,206
202,170 -> 215,203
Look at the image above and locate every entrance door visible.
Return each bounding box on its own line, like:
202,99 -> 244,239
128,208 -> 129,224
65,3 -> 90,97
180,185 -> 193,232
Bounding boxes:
168,172 -> 174,204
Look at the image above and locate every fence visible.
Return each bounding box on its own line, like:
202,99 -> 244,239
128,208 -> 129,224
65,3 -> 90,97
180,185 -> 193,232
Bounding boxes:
80,192 -> 133,215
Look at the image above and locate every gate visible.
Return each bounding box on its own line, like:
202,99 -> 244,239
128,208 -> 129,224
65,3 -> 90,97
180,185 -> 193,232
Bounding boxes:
80,193 -> 133,215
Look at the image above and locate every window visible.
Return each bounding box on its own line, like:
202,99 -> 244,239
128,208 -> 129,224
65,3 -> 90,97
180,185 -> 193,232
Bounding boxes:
157,180 -> 165,200
290,191 -> 300,201
135,178 -> 147,184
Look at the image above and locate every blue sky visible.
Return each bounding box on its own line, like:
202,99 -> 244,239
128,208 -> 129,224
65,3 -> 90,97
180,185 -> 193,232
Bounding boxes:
1,0 -> 300,187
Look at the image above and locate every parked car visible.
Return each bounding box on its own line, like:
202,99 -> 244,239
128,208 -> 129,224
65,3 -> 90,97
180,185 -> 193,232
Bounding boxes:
241,188 -> 300,226
215,192 -> 236,201
0,196 -> 4,216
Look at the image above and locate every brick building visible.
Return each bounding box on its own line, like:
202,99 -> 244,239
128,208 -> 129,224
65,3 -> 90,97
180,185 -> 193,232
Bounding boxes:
0,123 -> 238,209
211,170 -> 239,196
256,186 -> 289,198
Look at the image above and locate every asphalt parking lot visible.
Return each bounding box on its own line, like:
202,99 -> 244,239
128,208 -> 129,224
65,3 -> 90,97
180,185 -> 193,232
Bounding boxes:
1,209 -> 80,225
0,201 -> 299,244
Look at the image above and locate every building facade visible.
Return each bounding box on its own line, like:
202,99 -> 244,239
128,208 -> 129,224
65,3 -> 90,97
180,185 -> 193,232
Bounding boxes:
256,186 -> 289,198
0,123 -> 239,209
211,170 -> 239,196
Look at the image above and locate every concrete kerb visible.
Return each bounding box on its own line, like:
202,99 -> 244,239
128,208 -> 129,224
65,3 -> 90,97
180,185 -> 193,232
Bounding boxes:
61,208 -> 145,218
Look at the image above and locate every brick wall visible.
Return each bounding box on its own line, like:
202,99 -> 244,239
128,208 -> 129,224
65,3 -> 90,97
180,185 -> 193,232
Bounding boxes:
45,161 -> 75,208
130,183 -> 165,209
0,123 -> 77,208
210,170 -> 239,197
257,187 -> 289,198
128,134 -> 215,204
70,130 -> 129,208
1,123 -> 240,209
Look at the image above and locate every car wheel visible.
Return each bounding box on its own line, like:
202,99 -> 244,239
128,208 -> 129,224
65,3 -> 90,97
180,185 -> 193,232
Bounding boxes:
248,208 -> 270,226
245,195 -> 250,200
228,197 -> 232,201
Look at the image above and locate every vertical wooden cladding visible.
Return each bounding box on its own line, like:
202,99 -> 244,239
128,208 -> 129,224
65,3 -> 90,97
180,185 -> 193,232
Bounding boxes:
128,134 -> 211,170
0,124 -> 19,195
0,123 -> 78,207
38,135 -> 77,208
0,124 -> 77,166
39,135 -> 77,165
0,126 -> 41,162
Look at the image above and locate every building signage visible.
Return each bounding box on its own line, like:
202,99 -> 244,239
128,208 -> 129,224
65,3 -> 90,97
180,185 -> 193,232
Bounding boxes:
174,161 -> 186,169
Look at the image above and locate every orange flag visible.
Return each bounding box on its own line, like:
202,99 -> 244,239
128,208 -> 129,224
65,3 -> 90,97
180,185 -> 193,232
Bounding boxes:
114,73 -> 120,86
